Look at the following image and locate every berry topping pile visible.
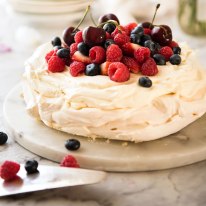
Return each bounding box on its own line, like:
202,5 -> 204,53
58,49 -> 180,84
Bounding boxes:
45,4 -> 182,85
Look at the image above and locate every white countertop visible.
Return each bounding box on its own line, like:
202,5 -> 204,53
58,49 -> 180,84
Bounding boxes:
1,2 -> 206,205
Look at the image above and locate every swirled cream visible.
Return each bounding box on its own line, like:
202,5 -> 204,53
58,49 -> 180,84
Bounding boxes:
22,42 -> 206,142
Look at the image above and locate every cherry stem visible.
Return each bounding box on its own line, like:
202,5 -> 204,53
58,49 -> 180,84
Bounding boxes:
151,4 -> 160,27
74,5 -> 91,32
90,10 -> 97,26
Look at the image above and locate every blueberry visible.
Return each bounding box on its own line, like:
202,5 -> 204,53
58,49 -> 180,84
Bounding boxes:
130,33 -> 141,44
144,40 -> 156,53
51,37 -> 61,47
170,54 -> 181,65
25,160 -> 39,174
0,132 -> 8,145
153,54 -> 166,65
85,63 -> 101,76
139,34 -> 151,46
65,139 -> 80,151
138,77 -> 152,88
173,47 -> 181,55
131,26 -> 144,36
104,39 -> 115,49
103,23 -> 116,34
78,42 -> 90,56
57,48 -> 70,58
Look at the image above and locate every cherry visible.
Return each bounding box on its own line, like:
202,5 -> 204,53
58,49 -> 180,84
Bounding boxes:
151,25 -> 172,46
83,26 -> 106,47
98,13 -> 120,24
62,27 -> 79,46
138,22 -> 154,29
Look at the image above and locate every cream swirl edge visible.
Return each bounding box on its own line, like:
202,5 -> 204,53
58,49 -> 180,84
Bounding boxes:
22,42 -> 206,142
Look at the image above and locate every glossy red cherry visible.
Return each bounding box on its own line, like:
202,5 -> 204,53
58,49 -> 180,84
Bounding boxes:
138,22 -> 154,29
63,27 -> 79,46
151,25 -> 172,46
98,13 -> 120,24
83,26 -> 106,47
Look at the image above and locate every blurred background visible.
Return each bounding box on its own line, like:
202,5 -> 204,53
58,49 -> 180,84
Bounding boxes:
0,0 -> 206,63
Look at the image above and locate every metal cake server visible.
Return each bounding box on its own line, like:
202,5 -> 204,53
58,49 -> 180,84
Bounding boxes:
0,164 -> 106,197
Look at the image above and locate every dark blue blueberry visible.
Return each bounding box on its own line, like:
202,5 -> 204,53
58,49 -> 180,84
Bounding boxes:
139,34 -> 152,46
0,132 -> 8,145
85,63 -> 101,76
153,54 -> 166,65
104,39 -> 115,49
65,139 -> 80,151
130,33 -> 141,44
170,54 -> 181,65
138,77 -> 152,88
131,26 -> 144,36
77,42 -> 90,56
25,160 -> 39,174
103,23 -> 116,34
51,36 -> 61,47
57,48 -> 70,58
144,40 -> 156,53
173,47 -> 181,55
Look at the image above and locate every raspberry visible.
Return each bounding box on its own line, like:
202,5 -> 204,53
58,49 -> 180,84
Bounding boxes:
45,50 -> 56,63
169,41 -> 179,48
114,33 -> 130,46
121,42 -> 141,56
48,56 -> 66,73
60,155 -> 80,168
0,161 -> 20,181
106,32 -> 111,39
106,44 -> 123,62
70,61 -> 85,77
70,43 -> 78,56
144,28 -> 152,35
159,46 -> 173,61
74,31 -> 83,43
141,58 -> 158,76
122,56 -> 140,74
134,47 -> 150,64
89,46 -> 106,64
108,62 -> 130,82
111,26 -> 126,39
123,22 -> 138,35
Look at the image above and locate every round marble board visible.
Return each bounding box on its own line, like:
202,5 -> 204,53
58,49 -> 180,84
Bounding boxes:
3,84 -> 206,172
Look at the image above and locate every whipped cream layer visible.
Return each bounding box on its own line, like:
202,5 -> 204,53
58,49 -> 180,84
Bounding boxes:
22,42 -> 206,142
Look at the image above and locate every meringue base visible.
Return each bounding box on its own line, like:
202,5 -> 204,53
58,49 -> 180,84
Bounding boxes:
4,84 -> 206,171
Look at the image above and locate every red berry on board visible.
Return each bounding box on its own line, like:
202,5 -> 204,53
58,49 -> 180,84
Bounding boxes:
0,161 -> 20,181
108,62 -> 130,82
60,155 -> 80,168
